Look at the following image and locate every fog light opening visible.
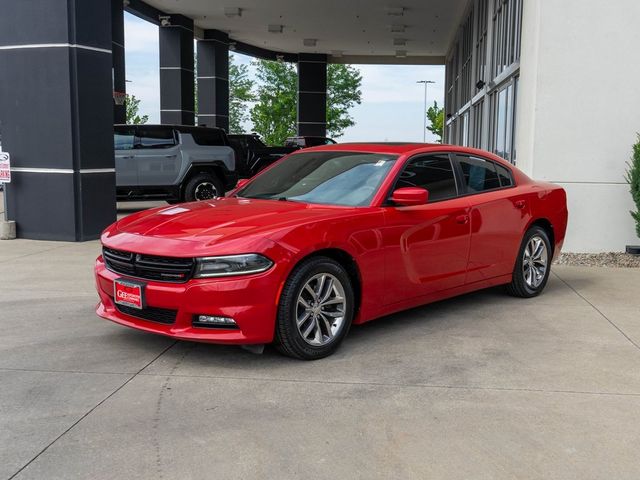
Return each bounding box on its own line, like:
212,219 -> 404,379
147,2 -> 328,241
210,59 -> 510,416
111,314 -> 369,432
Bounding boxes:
193,315 -> 239,329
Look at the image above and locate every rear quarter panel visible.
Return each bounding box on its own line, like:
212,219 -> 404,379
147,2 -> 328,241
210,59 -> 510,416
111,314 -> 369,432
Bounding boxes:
177,134 -> 236,183
526,183 -> 568,259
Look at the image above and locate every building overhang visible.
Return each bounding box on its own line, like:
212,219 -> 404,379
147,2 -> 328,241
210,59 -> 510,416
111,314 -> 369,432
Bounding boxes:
126,0 -> 468,65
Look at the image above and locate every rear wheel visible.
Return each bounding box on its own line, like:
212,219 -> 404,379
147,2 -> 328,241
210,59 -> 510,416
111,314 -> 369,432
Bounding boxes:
274,257 -> 354,360
183,173 -> 224,202
507,226 -> 552,298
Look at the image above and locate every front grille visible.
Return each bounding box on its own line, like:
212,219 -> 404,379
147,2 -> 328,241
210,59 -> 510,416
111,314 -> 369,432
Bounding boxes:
115,303 -> 177,325
103,247 -> 194,283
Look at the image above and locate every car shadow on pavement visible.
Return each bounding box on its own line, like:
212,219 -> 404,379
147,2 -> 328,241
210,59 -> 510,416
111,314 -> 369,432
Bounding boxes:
131,286 -> 515,371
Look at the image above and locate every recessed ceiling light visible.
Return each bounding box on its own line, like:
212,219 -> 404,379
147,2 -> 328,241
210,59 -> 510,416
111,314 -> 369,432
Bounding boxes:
386,7 -> 405,16
224,7 -> 242,18
390,24 -> 406,33
303,38 -> 317,47
268,24 -> 284,33
393,38 -> 407,46
395,49 -> 407,58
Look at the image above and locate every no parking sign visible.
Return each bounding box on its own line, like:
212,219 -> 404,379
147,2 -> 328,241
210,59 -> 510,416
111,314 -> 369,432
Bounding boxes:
0,152 -> 10,184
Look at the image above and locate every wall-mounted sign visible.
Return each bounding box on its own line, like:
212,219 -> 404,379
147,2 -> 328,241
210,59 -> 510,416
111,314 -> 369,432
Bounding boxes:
0,152 -> 10,184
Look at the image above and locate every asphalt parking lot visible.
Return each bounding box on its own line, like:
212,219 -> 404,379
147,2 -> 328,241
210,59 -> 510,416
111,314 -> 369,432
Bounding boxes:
1,200 -> 639,479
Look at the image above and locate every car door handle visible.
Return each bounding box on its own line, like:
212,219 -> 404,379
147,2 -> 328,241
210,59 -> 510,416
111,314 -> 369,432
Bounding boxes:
116,155 -> 133,159
164,154 -> 177,158
455,214 -> 470,224
515,200 -> 526,209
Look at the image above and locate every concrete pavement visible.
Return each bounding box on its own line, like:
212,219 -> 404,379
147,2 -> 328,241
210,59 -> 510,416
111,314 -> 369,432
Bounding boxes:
1,228 -> 639,479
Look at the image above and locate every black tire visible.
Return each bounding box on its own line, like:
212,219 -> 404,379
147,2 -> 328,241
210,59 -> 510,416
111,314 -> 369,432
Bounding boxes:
183,173 -> 224,202
274,256 -> 354,360
506,226 -> 552,298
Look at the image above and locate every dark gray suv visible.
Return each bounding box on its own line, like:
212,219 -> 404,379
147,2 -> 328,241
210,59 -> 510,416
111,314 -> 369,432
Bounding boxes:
114,125 -> 237,203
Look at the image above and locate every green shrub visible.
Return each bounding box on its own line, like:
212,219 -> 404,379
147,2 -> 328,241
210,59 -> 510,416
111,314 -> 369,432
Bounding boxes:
626,135 -> 640,238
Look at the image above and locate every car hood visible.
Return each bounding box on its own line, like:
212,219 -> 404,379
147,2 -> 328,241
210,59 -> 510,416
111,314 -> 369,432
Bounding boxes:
110,197 -> 359,250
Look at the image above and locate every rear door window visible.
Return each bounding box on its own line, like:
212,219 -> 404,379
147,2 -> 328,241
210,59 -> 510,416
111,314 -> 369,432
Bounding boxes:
190,129 -> 227,146
456,155 -> 501,193
114,127 -> 135,150
136,127 -> 176,149
495,163 -> 514,187
396,154 -> 458,202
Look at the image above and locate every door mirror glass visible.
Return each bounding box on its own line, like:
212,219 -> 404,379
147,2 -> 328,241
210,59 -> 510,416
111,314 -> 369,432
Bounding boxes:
391,187 -> 429,206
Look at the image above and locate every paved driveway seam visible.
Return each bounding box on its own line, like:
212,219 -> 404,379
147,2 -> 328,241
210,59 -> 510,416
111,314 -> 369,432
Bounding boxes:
7,341 -> 178,480
552,271 -> 640,352
134,372 -> 640,398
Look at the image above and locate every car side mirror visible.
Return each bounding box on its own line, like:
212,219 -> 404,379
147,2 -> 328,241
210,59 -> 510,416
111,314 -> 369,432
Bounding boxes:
391,187 -> 429,206
236,178 -> 250,189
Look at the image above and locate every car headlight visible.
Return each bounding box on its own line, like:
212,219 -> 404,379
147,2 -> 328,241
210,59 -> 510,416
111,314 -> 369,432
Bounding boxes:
193,254 -> 273,278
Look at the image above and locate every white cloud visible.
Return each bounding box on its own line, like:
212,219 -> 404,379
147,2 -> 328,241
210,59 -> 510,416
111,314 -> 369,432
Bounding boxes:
124,13 -> 160,123
356,64 -> 445,104
124,14 -> 159,53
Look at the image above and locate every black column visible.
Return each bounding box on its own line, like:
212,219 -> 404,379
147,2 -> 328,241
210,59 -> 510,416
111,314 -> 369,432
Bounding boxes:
0,0 -> 116,241
197,30 -> 229,131
112,0 -> 126,124
159,15 -> 194,125
297,53 -> 327,137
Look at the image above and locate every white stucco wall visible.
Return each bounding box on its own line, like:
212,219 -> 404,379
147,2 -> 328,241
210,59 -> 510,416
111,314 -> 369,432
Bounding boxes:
516,0 -> 640,252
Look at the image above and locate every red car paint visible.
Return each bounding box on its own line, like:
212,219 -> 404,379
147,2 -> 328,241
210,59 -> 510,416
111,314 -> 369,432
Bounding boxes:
95,144 -> 568,345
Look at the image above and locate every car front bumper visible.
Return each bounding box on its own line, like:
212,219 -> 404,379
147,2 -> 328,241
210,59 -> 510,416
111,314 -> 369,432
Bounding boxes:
95,256 -> 285,344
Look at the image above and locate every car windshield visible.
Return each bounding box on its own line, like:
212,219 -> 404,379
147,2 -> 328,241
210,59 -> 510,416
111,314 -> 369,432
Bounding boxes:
237,151 -> 397,206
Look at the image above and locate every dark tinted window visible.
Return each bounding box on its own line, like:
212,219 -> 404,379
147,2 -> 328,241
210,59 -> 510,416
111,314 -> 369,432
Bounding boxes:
396,154 -> 458,202
189,129 -> 226,146
284,137 -> 304,147
457,155 -> 501,193
495,163 -> 514,187
114,127 -> 135,150
137,127 -> 176,149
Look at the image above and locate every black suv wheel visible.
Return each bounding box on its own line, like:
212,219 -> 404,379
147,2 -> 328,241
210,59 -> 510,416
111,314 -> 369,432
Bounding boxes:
184,173 -> 224,202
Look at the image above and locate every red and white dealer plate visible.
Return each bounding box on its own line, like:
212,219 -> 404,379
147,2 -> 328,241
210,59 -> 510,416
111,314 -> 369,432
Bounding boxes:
114,279 -> 145,310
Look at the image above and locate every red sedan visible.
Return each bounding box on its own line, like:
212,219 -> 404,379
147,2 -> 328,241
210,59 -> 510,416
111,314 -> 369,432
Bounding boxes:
96,143 -> 568,359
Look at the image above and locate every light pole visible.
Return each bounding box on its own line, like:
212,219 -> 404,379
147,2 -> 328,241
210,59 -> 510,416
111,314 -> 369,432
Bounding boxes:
417,80 -> 435,142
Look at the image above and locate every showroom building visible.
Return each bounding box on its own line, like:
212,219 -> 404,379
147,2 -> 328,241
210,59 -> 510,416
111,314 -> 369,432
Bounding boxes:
0,0 -> 638,251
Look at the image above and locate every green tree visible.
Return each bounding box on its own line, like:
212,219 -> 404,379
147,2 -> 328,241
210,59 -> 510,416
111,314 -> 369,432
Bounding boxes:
326,64 -> 362,137
426,101 -> 444,143
250,61 -> 363,145
250,60 -> 298,145
125,94 -> 149,125
229,55 -> 256,134
626,134 -> 640,238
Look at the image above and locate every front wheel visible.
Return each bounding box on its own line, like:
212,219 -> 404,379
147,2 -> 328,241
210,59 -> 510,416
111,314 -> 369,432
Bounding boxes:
183,173 -> 224,202
274,257 -> 354,360
507,226 -> 552,298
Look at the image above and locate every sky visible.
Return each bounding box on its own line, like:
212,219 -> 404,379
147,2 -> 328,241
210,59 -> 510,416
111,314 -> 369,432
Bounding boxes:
124,12 -> 445,143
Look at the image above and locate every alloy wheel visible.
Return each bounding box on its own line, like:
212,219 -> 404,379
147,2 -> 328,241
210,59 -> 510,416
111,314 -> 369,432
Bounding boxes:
523,235 -> 548,289
194,182 -> 218,201
296,273 -> 347,346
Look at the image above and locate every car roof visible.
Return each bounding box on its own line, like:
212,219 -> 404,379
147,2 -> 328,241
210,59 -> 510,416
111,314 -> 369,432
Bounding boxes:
299,142 -> 438,155
298,142 -> 509,162
114,124 -> 224,132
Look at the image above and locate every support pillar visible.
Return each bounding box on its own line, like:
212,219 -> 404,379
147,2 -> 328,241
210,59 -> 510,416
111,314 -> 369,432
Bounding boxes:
297,53 -> 327,136
0,0 -> 116,241
197,30 -> 230,131
112,0 -> 126,124
159,15 -> 194,125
